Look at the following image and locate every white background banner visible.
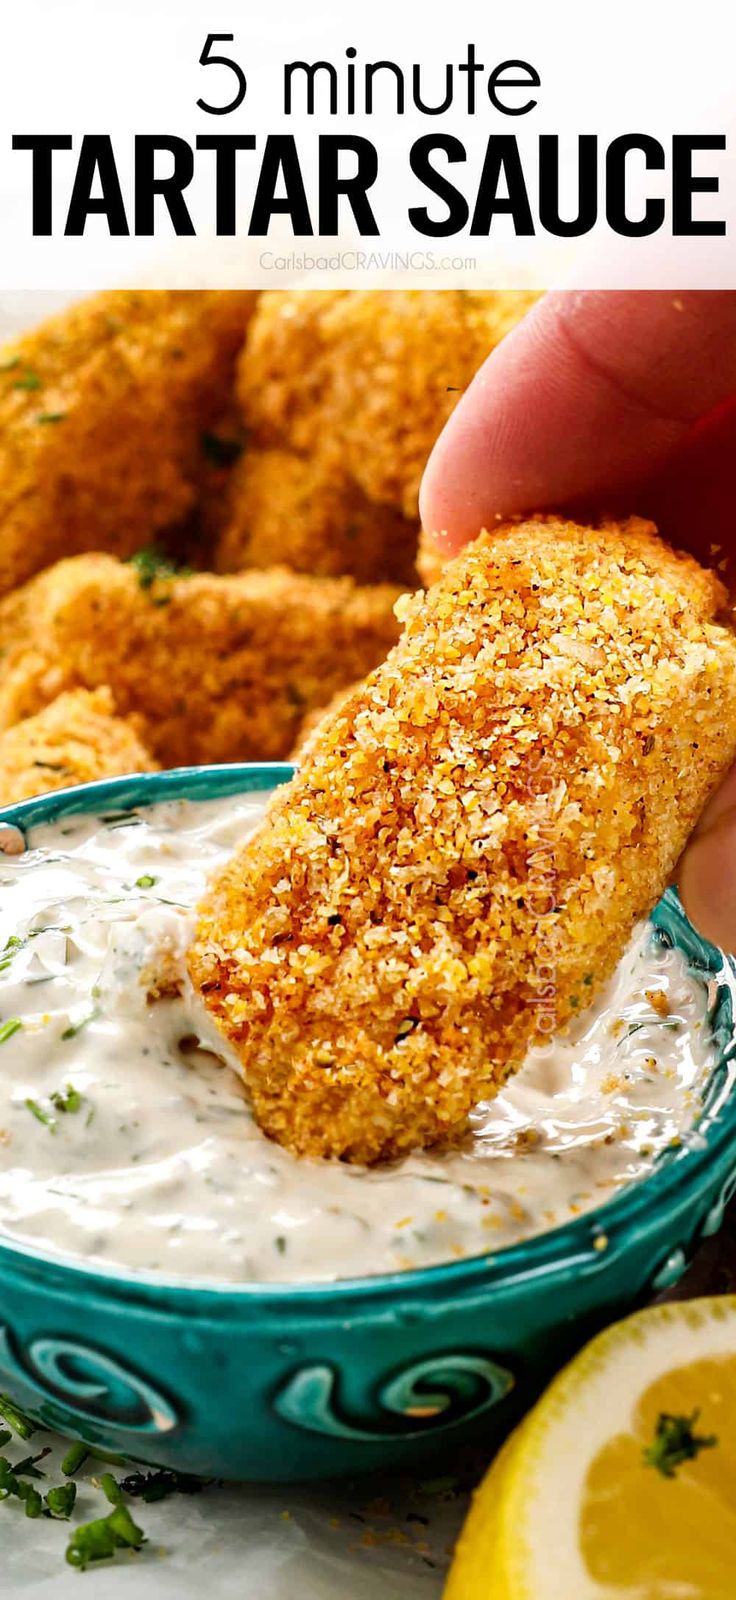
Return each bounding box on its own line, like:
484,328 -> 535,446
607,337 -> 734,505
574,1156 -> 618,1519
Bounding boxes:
0,0 -> 734,288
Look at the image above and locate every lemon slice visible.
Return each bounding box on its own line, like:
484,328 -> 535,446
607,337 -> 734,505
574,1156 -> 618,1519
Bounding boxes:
446,1297 -> 736,1599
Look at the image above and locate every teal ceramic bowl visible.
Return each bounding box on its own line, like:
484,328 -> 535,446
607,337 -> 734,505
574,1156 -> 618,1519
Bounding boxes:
0,763 -> 735,1482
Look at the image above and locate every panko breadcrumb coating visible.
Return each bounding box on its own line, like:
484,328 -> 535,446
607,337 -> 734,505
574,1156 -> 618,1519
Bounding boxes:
239,290 -> 539,519
0,290 -> 255,598
0,554 -> 401,768
0,688 -> 157,807
189,516 -> 736,1165
290,681 -> 361,759
214,446 -> 419,586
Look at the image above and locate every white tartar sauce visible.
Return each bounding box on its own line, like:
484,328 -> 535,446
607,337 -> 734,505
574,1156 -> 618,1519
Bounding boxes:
0,793 -> 726,1284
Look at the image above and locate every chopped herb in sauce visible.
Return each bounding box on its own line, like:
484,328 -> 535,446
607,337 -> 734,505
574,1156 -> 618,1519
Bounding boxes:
0,1019 -> 22,1044
135,874 -> 158,890
61,1009 -> 98,1041
25,1097 -> 56,1131
50,1084 -> 83,1114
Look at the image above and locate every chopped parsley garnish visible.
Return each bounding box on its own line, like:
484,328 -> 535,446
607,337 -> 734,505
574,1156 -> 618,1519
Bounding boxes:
45,1482 -> 77,1519
0,1452 -> 47,1515
99,1471 -> 123,1505
0,1018 -> 21,1044
643,1409 -> 718,1478
119,1466 -> 205,1502
50,1084 -> 83,1114
61,1008 -> 98,1041
61,1441 -> 89,1476
25,1098 -> 56,1131
201,429 -> 245,466
13,370 -> 42,392
37,411 -> 66,425
0,1395 -> 38,1440
135,874 -> 158,890
125,545 -> 190,592
66,1502 -> 146,1569
275,1235 -> 287,1254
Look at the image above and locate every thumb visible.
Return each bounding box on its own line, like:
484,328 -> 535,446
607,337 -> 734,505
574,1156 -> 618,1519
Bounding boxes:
679,764 -> 736,952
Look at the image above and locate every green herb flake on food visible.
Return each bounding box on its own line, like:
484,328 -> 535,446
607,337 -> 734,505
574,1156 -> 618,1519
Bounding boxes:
50,1084 -> 83,1114
0,1019 -> 22,1044
13,370 -> 42,392
25,1098 -> 56,1131
135,874 -> 158,890
125,545 -> 190,592
643,1409 -> 718,1479
61,1008 -> 98,1041
37,411 -> 66,425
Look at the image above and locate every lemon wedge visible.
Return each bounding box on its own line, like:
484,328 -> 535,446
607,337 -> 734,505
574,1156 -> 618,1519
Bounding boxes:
446,1297 -> 736,1599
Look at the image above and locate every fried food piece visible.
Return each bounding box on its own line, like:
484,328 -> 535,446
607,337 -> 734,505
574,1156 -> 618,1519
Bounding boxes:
239,290 -> 539,519
0,554 -> 401,768
0,688 -> 157,807
214,446 -> 419,586
0,290 -> 255,597
188,516 -> 736,1164
290,682 -> 361,759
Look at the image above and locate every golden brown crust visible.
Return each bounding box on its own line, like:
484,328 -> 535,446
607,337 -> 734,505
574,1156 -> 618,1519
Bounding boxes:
239,290 -> 539,520
214,446 -> 419,586
289,681 -> 362,759
0,554 -> 401,768
0,687 -> 157,806
0,290 -> 256,597
188,516 -> 736,1164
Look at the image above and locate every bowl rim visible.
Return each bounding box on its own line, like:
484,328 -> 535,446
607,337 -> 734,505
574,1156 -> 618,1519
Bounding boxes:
0,759 -> 734,1311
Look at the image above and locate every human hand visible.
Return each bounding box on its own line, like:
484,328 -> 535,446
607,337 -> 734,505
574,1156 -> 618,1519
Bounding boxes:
419,289 -> 736,948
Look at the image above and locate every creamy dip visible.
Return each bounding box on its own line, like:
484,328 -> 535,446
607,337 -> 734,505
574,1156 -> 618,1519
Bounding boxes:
0,793 -> 726,1284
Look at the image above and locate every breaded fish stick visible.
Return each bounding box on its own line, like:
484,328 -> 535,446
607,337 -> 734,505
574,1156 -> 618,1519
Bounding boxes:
0,688 -> 157,807
239,290 -> 539,520
214,446 -> 419,587
0,290 -> 255,597
189,517 -> 736,1165
0,554 -> 401,768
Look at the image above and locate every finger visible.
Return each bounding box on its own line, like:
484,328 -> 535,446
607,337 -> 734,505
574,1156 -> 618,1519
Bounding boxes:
419,290 -> 736,554
679,801 -> 736,953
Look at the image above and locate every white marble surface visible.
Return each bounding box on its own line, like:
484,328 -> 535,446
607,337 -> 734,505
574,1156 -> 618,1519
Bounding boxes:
1,1429 -> 472,1598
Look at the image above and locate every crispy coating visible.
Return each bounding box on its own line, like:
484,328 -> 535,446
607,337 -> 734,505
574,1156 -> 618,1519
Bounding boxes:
213,446 -> 419,586
0,555 -> 401,768
290,682 -> 361,759
0,688 -> 157,807
239,290 -> 539,519
189,516 -> 736,1165
0,290 -> 255,597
